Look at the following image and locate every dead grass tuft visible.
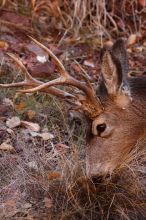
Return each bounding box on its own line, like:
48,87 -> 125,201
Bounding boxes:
0,0 -> 144,44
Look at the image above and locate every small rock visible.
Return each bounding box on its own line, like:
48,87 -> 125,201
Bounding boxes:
0,143 -> 15,152
37,55 -> 47,63
21,121 -> 40,132
6,117 -> 21,129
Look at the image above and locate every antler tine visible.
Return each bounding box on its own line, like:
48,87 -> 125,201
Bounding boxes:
8,53 -> 36,82
0,54 -> 75,99
0,37 -> 103,119
18,36 -> 97,103
0,53 -> 40,88
0,81 -> 29,88
28,36 -> 68,78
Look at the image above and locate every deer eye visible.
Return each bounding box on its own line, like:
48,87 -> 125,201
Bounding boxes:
96,123 -> 106,136
92,119 -> 113,137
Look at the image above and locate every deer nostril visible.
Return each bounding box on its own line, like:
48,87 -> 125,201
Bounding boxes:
96,123 -> 106,136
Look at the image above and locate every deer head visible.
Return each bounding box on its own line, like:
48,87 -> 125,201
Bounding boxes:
86,39 -> 146,178
1,37 -> 146,179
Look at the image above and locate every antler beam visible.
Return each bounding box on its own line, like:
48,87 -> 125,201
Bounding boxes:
0,37 -> 103,119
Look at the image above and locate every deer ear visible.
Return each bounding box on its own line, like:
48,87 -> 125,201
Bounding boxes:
112,39 -> 129,78
112,39 -> 131,98
101,50 -> 122,95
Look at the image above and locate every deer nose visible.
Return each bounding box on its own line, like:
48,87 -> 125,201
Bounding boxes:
86,160 -> 112,180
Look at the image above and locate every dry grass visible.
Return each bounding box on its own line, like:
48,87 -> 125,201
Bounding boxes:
52,140 -> 146,220
0,0 -> 144,44
0,123 -> 146,219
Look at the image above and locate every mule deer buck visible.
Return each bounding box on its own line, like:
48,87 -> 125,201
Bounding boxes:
0,37 -> 146,180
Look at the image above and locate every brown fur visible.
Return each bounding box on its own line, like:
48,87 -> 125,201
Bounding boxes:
86,40 -> 146,177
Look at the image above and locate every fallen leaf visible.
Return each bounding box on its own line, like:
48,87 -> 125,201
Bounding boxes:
27,110 -> 36,120
48,171 -> 61,180
40,132 -> 54,140
127,34 -> 137,46
6,117 -> 21,128
29,131 -> 54,140
104,40 -> 113,47
0,40 -> 9,50
0,142 -> 15,152
14,101 -> 26,111
21,121 -> 40,132
83,59 -> 95,68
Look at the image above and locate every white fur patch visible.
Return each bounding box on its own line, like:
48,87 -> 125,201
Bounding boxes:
115,94 -> 130,109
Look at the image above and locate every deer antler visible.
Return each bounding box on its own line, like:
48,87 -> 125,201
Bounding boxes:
1,53 -> 74,99
0,37 -> 103,119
